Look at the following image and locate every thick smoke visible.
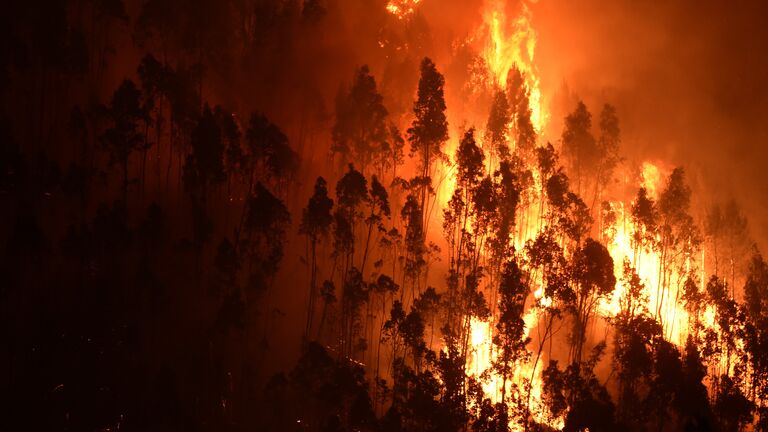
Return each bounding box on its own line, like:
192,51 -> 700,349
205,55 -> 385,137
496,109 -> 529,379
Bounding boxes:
532,0 -> 768,249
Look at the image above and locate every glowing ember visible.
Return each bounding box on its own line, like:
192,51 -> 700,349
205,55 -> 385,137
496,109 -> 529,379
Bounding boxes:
386,0 -> 421,20
480,0 -> 547,132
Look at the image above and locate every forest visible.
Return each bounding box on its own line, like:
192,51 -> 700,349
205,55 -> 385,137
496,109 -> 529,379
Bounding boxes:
1,0 -> 768,431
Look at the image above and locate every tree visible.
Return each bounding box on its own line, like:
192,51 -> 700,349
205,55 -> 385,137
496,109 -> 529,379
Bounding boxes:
183,104 -> 225,200
485,89 -> 511,164
489,160 -> 520,262
408,57 -> 448,232
300,177 -> 335,342
611,263 -> 657,427
504,65 -> 536,160
341,267 -> 369,361
242,182 -> 291,296
246,112 -> 299,190
561,101 -> 597,197
137,53 -> 168,192
161,61 -> 201,187
333,165 -> 368,276
703,275 -> 753,428
101,79 -> 146,199
492,258 -> 530,425
713,374 -> 753,432
213,106 -> 244,196
571,238 -> 616,363
361,175 -> 390,274
677,336 -> 714,430
743,252 -> 768,426
372,274 -> 401,404
542,344 -> 616,431
386,123 -> 406,180
332,65 -> 389,172
545,169 -> 593,244
593,104 -> 621,212
656,167 -> 700,334
630,187 -> 658,266
401,194 -> 426,295
706,200 -> 750,287
286,342 -> 375,430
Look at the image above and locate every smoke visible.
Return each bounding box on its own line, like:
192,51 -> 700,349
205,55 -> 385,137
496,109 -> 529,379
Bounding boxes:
531,0 -> 768,249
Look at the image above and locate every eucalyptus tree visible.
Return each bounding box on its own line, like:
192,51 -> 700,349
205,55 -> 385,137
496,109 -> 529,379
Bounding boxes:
100,79 -> 146,200
334,164 -> 368,279
656,168 -> 701,334
332,65 -> 389,174
743,251 -> 768,425
485,89 -> 512,168
570,238 -> 616,364
505,65 -> 536,161
183,104 -> 225,202
361,175 -> 391,275
408,57 -> 448,233
300,177 -> 334,342
245,112 -> 299,193
544,169 -> 592,246
442,129 -> 487,346
630,187 -> 658,268
491,257 -> 531,427
137,53 -> 168,191
242,182 -> 291,298
706,200 -> 750,288
561,101 -> 597,198
593,104 -> 621,216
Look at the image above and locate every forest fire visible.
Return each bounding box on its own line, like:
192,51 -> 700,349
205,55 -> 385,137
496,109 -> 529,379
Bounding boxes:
480,0 -> 546,132
2,0 -> 768,431
386,0 -> 421,19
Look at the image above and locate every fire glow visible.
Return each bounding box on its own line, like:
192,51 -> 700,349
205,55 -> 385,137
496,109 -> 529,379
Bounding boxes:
388,1 -> 750,429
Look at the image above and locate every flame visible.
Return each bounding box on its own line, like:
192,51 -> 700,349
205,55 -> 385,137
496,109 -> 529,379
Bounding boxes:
380,1 -> 731,426
599,161 -> 691,345
480,0 -> 547,132
467,306 -> 560,430
449,4 -> 555,425
641,161 -> 663,199
386,0 -> 421,20
464,161 -> 700,427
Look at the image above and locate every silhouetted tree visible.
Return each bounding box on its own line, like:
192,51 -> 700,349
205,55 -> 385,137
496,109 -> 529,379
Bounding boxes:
101,79 -> 146,199
593,103 -> 621,212
561,101 -> 597,197
300,176 -> 335,342
245,112 -> 299,191
631,187 -> 658,266
486,89 -> 512,165
542,344 -> 616,431
183,104 -> 225,201
492,258 -> 530,426
706,200 -> 750,287
656,168 -> 700,334
242,182 -> 291,297
744,251 -> 768,419
571,238 -> 615,363
332,65 -> 389,172
361,175 -> 391,274
506,65 -> 537,162
408,57 -> 448,231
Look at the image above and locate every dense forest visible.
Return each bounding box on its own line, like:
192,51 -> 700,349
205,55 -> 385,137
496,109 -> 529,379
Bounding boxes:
1,0 -> 767,431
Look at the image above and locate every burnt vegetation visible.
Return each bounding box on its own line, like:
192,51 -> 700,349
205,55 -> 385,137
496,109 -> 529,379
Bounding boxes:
0,1 -> 767,431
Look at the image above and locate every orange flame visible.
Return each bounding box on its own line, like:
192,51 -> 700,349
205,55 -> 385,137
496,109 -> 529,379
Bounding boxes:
480,0 -> 547,132
385,0 -> 421,20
